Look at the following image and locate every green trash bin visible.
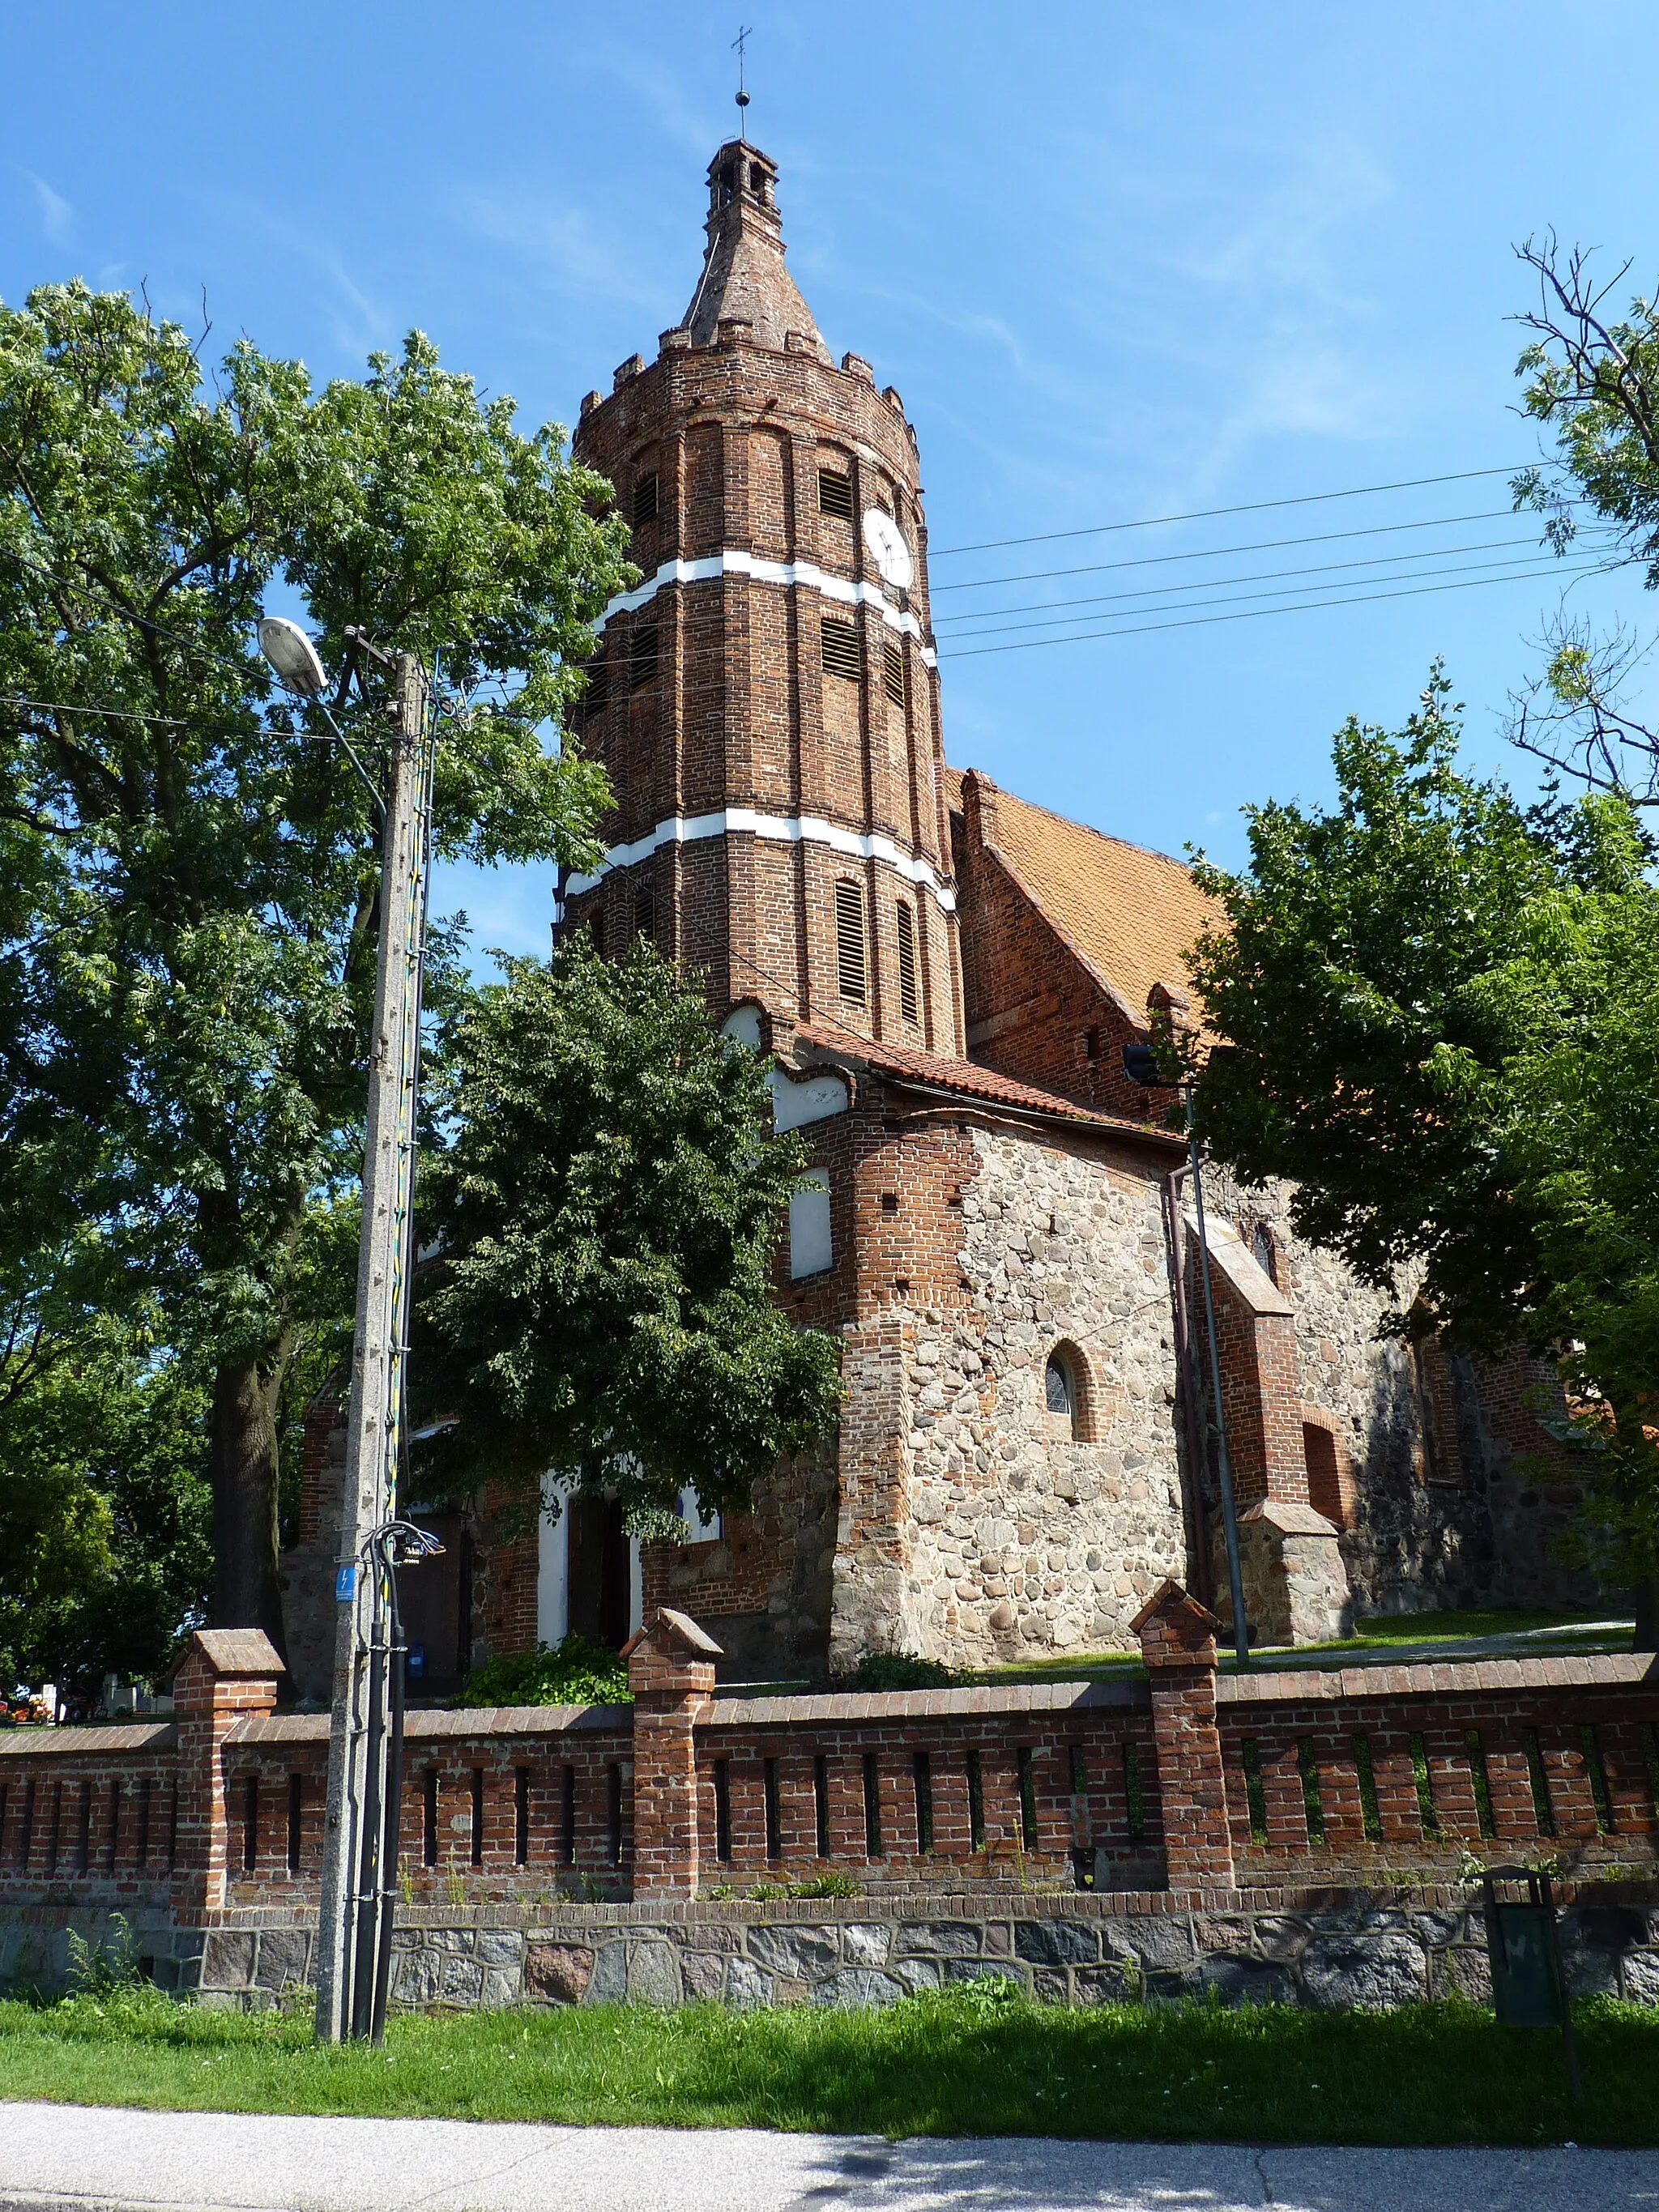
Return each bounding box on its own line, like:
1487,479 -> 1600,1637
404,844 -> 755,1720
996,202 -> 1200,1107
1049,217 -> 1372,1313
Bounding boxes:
1481,1865 -> 1580,2099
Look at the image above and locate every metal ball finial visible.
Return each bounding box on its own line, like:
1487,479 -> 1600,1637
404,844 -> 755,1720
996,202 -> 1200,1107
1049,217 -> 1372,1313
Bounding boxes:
731,23 -> 753,128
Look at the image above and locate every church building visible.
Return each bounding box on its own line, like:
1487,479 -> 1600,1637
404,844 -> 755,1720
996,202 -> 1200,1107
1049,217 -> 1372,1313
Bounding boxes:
281,139 -> 1590,1700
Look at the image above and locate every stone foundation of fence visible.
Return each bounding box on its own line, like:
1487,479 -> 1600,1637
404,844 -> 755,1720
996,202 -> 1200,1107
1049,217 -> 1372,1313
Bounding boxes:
6,1884 -> 1659,2014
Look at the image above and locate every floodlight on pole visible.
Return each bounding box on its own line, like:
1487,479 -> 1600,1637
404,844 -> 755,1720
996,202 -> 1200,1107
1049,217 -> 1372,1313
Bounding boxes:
1123,1037 -> 1251,1669
258,616 -> 331,699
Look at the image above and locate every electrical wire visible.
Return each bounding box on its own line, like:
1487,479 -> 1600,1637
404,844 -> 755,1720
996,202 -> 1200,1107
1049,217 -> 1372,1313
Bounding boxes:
927,462 -> 1542,557
937,555 -> 1617,660
941,547 -> 1614,646
930,529 -> 1622,630
2,543 -> 267,687
0,690 -> 343,740
929,505 -> 1573,595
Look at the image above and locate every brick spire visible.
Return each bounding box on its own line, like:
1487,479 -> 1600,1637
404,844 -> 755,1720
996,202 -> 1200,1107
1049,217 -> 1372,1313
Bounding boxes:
674,141 -> 830,360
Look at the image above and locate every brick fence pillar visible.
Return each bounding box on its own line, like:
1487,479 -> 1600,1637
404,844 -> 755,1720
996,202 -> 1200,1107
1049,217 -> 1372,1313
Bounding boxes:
168,1628 -> 284,1911
624,1608 -> 721,1896
1132,1579 -> 1235,1890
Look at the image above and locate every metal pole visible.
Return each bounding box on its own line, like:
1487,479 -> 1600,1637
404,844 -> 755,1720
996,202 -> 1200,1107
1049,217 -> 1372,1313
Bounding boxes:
315,653 -> 430,2044
1183,1086 -> 1250,1669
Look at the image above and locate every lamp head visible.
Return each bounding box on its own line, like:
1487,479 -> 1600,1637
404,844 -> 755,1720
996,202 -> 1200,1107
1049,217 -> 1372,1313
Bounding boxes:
1122,1040 -> 1166,1089
257,616 -> 329,698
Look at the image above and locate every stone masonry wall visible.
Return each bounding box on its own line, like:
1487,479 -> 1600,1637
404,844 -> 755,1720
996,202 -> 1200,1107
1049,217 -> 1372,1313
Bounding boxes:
11,1885 -> 1658,2014
1200,1164 -> 1598,1620
831,1123 -> 1194,1673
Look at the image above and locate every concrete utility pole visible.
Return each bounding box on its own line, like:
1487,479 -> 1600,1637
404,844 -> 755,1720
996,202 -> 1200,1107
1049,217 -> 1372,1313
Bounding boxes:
315,651 -> 430,2045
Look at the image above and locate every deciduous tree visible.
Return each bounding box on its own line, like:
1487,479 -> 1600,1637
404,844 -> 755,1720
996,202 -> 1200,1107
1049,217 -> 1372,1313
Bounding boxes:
0,282 -> 631,1649
412,940 -> 842,1533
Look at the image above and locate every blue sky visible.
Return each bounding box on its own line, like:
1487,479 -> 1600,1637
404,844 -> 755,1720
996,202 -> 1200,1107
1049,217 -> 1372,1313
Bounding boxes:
6,1 -> 1657,960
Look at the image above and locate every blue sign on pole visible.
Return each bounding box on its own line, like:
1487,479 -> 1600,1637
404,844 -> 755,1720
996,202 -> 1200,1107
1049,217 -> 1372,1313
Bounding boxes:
335,1564 -> 357,1602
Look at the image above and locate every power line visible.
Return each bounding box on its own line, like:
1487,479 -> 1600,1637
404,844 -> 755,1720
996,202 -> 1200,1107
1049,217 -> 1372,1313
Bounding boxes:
938,553 -> 1614,660
931,528 -> 1620,631
3,543 -> 265,688
930,505 -> 1567,595
0,690 -> 338,741
943,547 -> 1614,646
927,462 -> 1542,558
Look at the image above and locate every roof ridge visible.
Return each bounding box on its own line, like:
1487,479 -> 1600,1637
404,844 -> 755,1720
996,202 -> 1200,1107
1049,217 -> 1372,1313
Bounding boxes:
944,758 -> 1197,878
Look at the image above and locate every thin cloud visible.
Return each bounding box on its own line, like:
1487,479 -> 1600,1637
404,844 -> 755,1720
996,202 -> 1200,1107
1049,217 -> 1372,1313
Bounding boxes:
460,189 -> 669,317
23,171 -> 72,246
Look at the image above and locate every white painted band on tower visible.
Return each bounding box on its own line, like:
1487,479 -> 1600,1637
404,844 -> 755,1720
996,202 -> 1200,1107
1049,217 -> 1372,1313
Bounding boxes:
565,807 -> 958,911
598,550 -> 939,664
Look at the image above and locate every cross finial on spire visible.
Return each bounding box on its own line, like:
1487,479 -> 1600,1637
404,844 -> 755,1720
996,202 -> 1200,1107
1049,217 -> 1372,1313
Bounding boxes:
732,24 -> 753,134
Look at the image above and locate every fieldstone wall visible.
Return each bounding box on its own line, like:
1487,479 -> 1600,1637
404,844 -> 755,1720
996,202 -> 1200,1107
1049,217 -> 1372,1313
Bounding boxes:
1198,1166 -> 1598,1622
11,1885 -> 1657,2012
832,1127 -> 1192,1673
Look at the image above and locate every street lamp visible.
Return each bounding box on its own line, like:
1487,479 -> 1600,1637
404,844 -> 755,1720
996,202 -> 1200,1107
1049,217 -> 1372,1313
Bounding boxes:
1124,1039 -> 1250,1669
258,618 -> 435,2040
257,616 -> 329,699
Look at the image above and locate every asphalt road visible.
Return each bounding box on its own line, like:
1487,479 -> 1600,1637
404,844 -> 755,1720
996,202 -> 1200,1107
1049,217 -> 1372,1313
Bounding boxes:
2,2103 -> 1657,2212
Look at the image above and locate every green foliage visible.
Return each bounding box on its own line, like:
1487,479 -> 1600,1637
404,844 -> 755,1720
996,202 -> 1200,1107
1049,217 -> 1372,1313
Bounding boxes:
65,1916 -> 143,1998
1465,812 -> 1659,1578
783,1871 -> 862,1899
1508,241 -> 1659,808
454,1634 -> 629,1709
0,1316 -> 211,1698
1187,669 -> 1659,1582
413,936 -> 842,1529
1187,667 -> 1567,1352
847,1652 -> 962,1690
1513,245 -> 1659,583
0,281 -> 633,1641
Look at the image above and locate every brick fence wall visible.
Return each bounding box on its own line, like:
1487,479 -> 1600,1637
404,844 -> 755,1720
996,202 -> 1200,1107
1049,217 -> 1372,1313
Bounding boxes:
4,1588 -> 1657,2006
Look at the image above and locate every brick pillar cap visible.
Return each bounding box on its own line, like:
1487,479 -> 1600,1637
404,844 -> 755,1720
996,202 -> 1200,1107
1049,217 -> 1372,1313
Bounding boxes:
622,1607 -> 724,1662
164,1627 -> 286,1686
1240,1498 -> 1340,1536
1130,1579 -> 1219,1644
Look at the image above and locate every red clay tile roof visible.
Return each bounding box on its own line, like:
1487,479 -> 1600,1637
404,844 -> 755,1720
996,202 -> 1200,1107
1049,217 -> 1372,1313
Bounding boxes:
789,1020 -> 1181,1144
942,763 -> 1221,1031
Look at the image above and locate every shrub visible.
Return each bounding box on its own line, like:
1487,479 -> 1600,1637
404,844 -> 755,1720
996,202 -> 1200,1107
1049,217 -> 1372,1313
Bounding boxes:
65,1914 -> 143,1997
787,1872 -> 860,1899
849,1652 -> 960,1690
456,1634 -> 629,1709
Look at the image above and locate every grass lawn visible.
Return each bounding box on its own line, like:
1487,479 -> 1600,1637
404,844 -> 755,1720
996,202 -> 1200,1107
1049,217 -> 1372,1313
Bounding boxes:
974,1606 -> 1634,1686
4,1986 -> 1657,2146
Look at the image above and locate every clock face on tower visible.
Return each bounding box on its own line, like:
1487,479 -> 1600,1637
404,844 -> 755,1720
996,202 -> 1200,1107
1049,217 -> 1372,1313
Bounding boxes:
862,506 -> 914,591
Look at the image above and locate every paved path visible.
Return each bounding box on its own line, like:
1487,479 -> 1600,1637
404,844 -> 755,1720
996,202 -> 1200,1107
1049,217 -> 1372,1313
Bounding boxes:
2,2104 -> 1657,2212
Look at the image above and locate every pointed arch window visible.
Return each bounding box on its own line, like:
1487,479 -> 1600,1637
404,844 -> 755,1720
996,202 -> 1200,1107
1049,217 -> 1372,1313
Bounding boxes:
1045,1340 -> 1095,1443
1046,1349 -> 1077,1434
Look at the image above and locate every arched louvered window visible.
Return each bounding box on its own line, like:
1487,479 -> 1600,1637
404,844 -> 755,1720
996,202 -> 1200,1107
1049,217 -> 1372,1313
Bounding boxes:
896,899 -> 919,1026
835,879 -> 867,1004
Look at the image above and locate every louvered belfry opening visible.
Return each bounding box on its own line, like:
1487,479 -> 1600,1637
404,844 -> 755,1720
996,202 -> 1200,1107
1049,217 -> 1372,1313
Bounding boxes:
883,639 -> 906,706
835,878 -> 868,1004
632,471 -> 659,526
821,616 -> 862,684
818,467 -> 855,520
582,654 -> 609,723
896,899 -> 919,1025
633,880 -> 656,946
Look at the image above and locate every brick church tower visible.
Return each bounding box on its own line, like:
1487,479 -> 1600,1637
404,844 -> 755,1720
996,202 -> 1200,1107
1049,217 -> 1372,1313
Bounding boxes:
276,135 -> 1597,1704
565,139 -> 965,1056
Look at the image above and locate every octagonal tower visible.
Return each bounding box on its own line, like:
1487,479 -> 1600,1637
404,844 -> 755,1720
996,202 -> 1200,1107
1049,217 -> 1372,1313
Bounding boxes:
565,139 -> 965,1055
